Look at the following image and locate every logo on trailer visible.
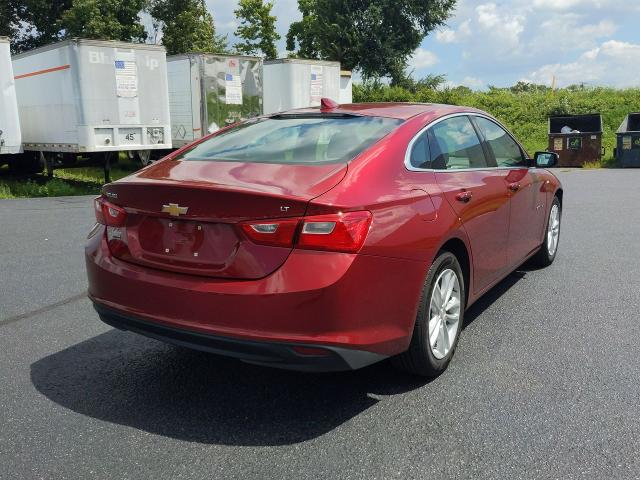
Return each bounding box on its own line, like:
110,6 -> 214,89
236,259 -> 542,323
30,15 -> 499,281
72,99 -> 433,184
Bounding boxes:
146,56 -> 159,71
162,203 -> 189,217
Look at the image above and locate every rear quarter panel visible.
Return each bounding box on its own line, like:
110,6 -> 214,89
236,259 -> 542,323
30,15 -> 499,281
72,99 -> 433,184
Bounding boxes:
308,111 -> 471,265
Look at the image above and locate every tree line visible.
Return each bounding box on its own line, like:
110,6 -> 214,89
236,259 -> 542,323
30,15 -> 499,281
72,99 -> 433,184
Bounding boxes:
1,0 -> 457,83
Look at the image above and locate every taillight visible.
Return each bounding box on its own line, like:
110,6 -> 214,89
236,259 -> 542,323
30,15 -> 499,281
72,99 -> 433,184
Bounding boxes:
298,211 -> 372,253
94,196 -> 130,257
240,219 -> 299,247
241,211 -> 372,253
94,196 -> 126,227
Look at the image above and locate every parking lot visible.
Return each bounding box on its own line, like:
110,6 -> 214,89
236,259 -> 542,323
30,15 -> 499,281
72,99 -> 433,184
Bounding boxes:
1,169 -> 639,479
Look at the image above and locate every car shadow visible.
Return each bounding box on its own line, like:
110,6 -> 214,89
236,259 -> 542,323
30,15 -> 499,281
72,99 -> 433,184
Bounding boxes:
31,269 -> 530,447
463,269 -> 527,329
30,329 -> 426,446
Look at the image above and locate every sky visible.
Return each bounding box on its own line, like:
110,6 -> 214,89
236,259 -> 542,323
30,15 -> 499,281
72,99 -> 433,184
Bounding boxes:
207,0 -> 640,89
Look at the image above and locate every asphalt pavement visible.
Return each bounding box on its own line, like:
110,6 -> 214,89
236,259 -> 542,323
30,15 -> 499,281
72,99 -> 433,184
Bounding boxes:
1,170 -> 639,480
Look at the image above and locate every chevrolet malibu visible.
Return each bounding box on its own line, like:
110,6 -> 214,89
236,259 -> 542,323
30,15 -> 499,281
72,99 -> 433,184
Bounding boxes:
86,100 -> 563,377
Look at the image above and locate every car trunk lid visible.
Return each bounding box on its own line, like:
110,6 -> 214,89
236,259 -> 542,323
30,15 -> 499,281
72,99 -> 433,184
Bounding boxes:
103,159 -> 347,279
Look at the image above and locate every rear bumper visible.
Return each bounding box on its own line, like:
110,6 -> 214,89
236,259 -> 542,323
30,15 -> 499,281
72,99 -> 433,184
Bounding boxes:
94,302 -> 386,371
86,227 -> 428,368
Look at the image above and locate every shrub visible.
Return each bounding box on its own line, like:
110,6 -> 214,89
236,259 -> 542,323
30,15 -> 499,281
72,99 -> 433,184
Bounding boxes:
353,83 -> 640,160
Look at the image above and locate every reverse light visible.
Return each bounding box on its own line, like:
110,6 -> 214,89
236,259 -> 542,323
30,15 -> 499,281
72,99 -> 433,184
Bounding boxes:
241,211 -> 372,253
301,221 -> 336,235
240,219 -> 299,247
94,196 -> 130,257
298,211 -> 372,253
94,196 -> 126,227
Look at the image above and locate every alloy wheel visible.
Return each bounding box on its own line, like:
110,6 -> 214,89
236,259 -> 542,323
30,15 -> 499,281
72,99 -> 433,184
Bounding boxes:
547,204 -> 560,256
429,269 -> 461,360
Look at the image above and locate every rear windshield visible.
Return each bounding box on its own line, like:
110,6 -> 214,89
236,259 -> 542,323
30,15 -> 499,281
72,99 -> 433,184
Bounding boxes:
176,115 -> 403,164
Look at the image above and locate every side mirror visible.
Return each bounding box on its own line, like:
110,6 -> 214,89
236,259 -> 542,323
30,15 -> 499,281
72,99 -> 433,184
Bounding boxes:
533,151 -> 559,168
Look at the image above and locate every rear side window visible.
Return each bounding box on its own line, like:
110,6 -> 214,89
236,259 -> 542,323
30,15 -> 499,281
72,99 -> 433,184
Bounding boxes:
428,116 -> 488,170
474,117 -> 527,167
176,115 -> 403,164
409,132 -> 430,169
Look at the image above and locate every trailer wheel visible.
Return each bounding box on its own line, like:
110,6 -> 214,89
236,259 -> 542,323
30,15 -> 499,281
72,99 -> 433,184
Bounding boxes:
137,150 -> 153,167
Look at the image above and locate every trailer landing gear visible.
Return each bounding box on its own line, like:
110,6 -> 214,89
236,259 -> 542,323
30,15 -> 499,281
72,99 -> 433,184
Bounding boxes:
103,152 -> 114,184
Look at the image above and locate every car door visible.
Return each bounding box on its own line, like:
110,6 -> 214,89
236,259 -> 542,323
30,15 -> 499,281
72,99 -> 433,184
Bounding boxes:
472,116 -> 546,267
427,115 -> 511,295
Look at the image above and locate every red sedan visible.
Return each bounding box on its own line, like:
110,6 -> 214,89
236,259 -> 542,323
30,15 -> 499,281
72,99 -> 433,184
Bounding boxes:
86,100 -> 563,377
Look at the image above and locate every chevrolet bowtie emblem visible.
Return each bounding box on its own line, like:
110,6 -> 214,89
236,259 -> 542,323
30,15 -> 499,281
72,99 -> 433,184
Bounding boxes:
161,203 -> 188,216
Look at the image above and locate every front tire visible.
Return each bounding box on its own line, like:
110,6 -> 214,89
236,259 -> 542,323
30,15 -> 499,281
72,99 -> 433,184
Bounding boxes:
393,251 -> 466,378
530,196 -> 561,267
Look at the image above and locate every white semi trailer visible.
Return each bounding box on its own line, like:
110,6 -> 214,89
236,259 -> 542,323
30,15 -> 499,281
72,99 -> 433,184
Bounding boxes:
339,70 -> 353,104
167,53 -> 263,148
263,58 -> 341,114
12,38 -> 171,177
0,37 -> 22,168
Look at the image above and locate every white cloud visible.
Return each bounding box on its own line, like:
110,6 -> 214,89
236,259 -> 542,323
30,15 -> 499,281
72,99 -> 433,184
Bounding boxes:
409,48 -> 439,69
531,15 -> 617,56
527,40 -> 640,87
436,29 -> 457,43
475,3 -> 525,49
532,0 -> 585,10
459,20 -> 472,36
532,0 -> 640,12
435,20 -> 471,44
422,0 -> 639,86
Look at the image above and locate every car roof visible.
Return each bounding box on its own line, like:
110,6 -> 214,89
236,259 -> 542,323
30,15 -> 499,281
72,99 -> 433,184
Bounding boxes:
282,103 -> 484,120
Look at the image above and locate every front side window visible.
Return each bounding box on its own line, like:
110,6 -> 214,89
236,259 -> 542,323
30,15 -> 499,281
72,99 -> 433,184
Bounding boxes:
474,117 -> 527,167
175,115 -> 403,164
428,116 -> 488,170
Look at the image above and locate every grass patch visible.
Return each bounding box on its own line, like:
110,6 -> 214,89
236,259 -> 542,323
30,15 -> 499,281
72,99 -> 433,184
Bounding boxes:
582,161 -> 603,169
0,155 -> 140,199
582,156 -> 618,169
0,177 -> 100,198
53,166 -> 133,183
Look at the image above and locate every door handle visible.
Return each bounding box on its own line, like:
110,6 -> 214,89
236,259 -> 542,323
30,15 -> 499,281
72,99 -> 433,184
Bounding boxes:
508,182 -> 521,192
455,191 -> 473,203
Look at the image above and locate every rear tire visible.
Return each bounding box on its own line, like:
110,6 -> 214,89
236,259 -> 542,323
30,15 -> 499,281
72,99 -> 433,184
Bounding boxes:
393,251 -> 466,378
530,196 -> 561,268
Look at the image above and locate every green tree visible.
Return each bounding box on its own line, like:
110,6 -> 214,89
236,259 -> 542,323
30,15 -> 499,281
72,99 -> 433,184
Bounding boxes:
0,0 -> 20,41
286,0 -> 456,82
393,71 -> 447,91
149,0 -> 228,55
7,0 -> 72,52
234,0 -> 280,59
59,0 -> 147,42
